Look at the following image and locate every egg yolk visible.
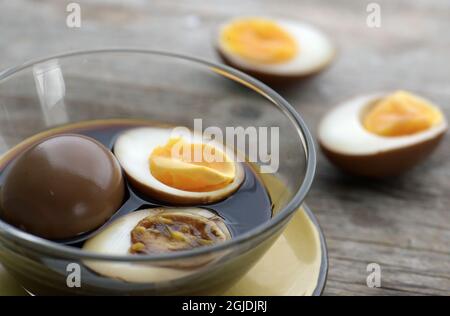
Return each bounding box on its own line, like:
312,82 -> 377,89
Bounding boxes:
129,213 -> 227,254
149,138 -> 236,192
220,18 -> 298,64
363,91 -> 443,137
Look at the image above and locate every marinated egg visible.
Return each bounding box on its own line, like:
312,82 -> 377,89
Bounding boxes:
0,134 -> 125,239
216,17 -> 335,84
318,91 -> 448,177
83,207 -> 231,282
113,127 -> 245,204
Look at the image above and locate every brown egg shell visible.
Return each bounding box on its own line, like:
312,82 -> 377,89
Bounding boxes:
320,130 -> 446,178
216,49 -> 335,86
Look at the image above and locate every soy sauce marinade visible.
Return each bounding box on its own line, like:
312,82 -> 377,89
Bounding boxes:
0,120 -> 273,244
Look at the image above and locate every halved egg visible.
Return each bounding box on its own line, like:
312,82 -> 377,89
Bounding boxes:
318,91 -> 447,177
113,127 -> 245,204
83,207 -> 231,282
216,16 -> 335,84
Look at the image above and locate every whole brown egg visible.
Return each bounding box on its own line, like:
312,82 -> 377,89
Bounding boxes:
0,134 -> 125,239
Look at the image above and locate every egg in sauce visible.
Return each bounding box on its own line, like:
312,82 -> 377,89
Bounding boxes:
0,134 -> 125,240
0,120 -> 272,259
113,127 -> 245,205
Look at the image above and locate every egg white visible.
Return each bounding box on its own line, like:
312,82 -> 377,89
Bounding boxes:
113,127 -> 245,204
217,17 -> 335,76
318,94 -> 448,155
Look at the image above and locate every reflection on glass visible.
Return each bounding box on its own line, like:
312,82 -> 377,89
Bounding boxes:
33,60 -> 68,126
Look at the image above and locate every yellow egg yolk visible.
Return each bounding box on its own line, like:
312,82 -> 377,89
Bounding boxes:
220,18 -> 298,64
363,91 -> 443,137
149,138 -> 236,192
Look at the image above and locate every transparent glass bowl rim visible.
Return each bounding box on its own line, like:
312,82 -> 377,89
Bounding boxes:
0,48 -> 316,262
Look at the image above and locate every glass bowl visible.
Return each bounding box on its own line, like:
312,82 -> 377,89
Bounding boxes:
0,49 -> 316,295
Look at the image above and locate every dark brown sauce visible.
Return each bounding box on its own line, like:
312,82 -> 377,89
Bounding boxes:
0,120 -> 273,246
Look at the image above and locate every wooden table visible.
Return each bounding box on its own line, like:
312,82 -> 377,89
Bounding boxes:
1,0 -> 449,296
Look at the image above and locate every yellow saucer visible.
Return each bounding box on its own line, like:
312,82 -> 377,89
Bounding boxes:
0,205 -> 327,296
225,205 -> 327,296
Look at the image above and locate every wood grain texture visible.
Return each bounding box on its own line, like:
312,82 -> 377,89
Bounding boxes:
0,0 -> 449,295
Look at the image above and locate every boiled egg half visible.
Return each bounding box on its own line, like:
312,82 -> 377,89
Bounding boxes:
318,91 -> 447,177
113,127 -> 245,204
216,17 -> 335,84
83,207 -> 231,282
